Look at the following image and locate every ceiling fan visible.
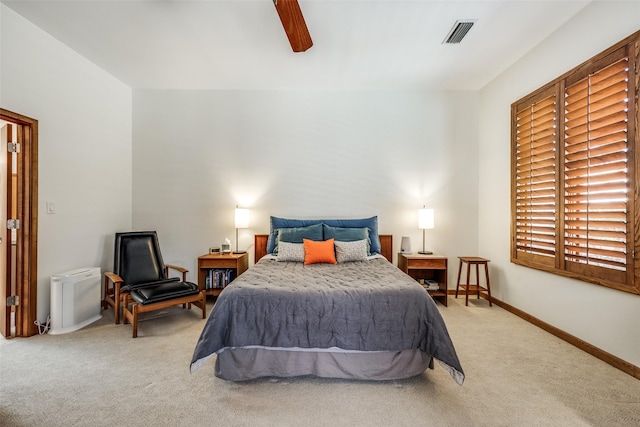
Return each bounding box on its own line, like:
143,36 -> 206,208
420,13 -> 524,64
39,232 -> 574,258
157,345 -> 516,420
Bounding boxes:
273,0 -> 313,52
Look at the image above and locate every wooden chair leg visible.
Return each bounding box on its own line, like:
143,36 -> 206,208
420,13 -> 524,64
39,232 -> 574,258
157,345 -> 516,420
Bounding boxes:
114,286 -> 121,324
475,263 -> 481,300
122,295 -> 133,325
102,276 -> 109,310
132,304 -> 138,338
465,261 -> 471,306
102,276 -> 122,324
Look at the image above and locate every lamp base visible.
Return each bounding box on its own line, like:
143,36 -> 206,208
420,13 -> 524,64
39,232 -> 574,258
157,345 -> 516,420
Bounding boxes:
418,251 -> 433,255
232,250 -> 246,254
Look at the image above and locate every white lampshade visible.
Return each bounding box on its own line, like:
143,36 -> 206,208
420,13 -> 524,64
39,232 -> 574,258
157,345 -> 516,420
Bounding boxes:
235,207 -> 249,229
418,208 -> 434,230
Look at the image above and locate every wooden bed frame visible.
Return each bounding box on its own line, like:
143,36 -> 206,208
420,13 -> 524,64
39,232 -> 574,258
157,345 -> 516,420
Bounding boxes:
254,234 -> 393,262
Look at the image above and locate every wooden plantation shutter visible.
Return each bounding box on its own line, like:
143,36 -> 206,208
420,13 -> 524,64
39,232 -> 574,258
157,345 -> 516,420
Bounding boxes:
511,30 -> 639,294
512,89 -> 558,267
563,54 -> 630,284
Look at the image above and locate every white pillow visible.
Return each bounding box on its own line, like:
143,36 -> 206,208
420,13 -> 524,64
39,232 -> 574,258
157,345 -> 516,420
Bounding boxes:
335,239 -> 369,263
277,241 -> 305,262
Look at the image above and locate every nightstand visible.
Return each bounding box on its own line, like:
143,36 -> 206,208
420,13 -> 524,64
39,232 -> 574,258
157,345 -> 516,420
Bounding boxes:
398,253 -> 448,306
197,253 -> 248,297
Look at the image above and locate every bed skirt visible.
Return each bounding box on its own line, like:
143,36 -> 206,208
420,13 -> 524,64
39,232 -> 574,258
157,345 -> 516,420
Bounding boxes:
214,347 -> 434,381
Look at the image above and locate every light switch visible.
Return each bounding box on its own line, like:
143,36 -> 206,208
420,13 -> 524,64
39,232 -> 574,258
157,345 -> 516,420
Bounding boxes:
46,201 -> 55,214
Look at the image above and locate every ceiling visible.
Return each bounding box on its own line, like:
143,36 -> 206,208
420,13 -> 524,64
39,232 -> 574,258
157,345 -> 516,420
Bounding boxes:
2,0 -> 592,91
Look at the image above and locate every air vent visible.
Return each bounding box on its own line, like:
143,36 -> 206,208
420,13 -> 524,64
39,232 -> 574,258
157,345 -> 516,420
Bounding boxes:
443,20 -> 476,44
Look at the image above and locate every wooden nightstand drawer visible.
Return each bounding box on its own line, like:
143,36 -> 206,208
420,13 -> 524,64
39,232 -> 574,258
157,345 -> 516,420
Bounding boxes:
406,258 -> 446,269
199,258 -> 239,269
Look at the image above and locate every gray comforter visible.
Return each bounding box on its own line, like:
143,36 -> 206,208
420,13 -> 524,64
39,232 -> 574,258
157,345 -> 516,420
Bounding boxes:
190,257 -> 464,384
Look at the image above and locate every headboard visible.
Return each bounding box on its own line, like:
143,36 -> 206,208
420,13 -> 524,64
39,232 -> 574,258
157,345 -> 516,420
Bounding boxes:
254,234 -> 393,263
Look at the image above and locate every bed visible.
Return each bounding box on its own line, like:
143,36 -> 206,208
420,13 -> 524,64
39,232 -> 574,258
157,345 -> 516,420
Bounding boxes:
191,216 -> 464,385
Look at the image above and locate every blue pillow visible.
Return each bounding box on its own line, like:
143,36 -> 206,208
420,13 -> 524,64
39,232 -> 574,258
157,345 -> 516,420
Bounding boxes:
267,216 -> 381,254
322,224 -> 369,241
274,223 -> 323,254
322,217 -> 380,254
322,224 -> 371,255
267,217 -> 322,254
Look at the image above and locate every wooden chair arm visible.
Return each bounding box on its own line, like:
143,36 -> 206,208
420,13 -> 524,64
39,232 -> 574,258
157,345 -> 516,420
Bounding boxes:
165,264 -> 188,281
103,271 -> 126,324
104,271 -> 123,286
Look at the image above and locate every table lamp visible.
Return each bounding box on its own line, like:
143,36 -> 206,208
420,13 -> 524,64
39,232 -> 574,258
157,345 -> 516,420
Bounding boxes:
418,206 -> 434,255
234,206 -> 249,254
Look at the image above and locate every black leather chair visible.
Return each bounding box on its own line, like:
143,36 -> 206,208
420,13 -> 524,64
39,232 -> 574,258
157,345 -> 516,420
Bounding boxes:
102,231 -> 206,337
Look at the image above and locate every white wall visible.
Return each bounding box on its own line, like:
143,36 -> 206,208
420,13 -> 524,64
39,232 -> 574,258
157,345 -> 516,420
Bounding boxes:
132,89 -> 479,283
479,1 -> 640,366
0,5 -> 133,323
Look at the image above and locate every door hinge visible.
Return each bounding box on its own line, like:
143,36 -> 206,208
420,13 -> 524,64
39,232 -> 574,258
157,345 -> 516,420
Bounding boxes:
7,142 -> 20,153
6,295 -> 19,306
6,219 -> 20,230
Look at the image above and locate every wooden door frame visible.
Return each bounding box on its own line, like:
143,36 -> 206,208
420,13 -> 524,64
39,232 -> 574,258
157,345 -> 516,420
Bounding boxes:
0,108 -> 38,337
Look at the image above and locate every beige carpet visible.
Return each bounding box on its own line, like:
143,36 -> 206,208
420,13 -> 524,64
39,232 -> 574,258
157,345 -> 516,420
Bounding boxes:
1,297 -> 639,427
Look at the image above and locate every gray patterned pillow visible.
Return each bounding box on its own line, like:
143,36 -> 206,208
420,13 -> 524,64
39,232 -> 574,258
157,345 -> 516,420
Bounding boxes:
277,241 -> 305,262
335,239 -> 369,263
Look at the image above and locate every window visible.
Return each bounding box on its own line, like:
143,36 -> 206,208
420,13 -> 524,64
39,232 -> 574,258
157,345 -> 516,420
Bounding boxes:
511,30 -> 639,294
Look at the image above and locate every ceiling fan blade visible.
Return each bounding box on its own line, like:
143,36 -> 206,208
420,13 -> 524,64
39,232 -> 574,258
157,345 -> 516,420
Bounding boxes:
273,0 -> 313,52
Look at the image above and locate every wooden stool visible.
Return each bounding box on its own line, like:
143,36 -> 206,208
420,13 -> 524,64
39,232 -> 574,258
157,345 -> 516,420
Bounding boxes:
455,256 -> 492,306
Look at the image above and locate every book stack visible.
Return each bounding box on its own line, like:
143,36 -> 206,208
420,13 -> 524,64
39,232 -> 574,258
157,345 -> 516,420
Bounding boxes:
204,269 -> 236,290
423,279 -> 440,291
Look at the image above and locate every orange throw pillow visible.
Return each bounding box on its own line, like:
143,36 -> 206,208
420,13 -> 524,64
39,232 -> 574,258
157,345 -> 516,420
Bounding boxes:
303,238 -> 337,265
